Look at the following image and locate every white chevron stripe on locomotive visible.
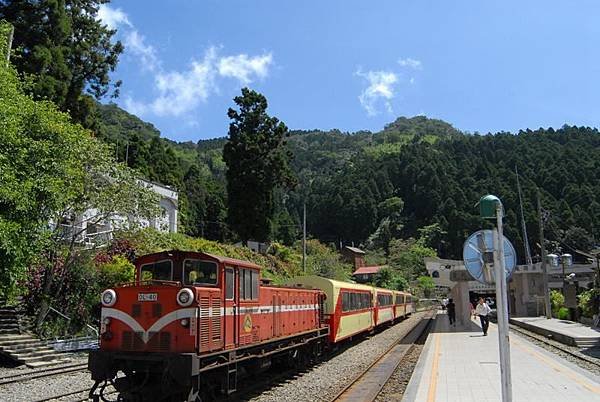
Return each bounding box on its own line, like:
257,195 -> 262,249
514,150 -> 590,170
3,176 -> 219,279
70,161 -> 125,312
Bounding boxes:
102,304 -> 320,343
102,307 -> 197,343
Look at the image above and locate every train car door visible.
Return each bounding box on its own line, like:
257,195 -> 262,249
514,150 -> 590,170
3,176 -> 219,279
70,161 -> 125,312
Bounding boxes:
224,266 -> 238,348
272,293 -> 281,337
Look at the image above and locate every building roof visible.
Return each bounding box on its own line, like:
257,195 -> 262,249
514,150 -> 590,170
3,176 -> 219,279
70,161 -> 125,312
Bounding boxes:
352,265 -> 386,275
344,246 -> 365,255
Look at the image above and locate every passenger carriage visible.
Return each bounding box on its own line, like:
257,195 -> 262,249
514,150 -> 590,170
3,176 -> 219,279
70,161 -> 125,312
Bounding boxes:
373,287 -> 394,325
286,276 -> 374,343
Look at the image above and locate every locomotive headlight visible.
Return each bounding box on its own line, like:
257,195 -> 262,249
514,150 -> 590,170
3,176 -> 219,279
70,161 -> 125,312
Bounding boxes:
103,317 -> 111,325
101,289 -> 117,307
180,318 -> 189,327
177,288 -> 194,307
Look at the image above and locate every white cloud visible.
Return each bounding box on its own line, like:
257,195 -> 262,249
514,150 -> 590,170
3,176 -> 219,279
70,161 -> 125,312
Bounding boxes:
95,5 -> 274,119
356,69 -> 398,116
218,53 -> 273,84
148,47 -> 218,116
124,31 -> 159,72
96,4 -> 131,30
398,57 -> 422,70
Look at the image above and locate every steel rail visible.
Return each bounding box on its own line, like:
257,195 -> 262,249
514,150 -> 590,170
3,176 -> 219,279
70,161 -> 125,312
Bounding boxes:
0,363 -> 88,386
328,310 -> 435,402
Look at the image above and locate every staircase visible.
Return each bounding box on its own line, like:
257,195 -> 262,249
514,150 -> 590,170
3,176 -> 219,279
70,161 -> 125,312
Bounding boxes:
0,306 -> 71,368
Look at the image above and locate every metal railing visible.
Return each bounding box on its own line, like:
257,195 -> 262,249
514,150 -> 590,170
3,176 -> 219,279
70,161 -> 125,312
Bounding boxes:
38,306 -> 99,351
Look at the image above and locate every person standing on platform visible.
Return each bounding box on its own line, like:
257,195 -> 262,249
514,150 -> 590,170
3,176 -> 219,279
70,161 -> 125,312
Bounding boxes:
447,298 -> 456,326
475,297 -> 492,335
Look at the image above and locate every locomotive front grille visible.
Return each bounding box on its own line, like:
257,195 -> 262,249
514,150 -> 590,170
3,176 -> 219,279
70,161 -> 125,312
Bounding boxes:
121,331 -> 144,351
121,330 -> 171,351
147,331 -> 171,352
132,304 -> 141,318
152,303 -> 162,317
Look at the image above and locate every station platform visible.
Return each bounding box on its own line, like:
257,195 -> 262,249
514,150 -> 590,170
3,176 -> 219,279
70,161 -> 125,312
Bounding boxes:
403,311 -> 600,402
510,316 -> 600,348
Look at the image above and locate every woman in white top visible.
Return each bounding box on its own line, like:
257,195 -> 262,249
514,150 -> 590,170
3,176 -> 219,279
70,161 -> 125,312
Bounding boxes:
474,297 -> 492,335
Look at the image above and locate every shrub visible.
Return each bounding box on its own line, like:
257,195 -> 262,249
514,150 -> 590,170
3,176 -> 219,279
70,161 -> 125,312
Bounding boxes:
557,307 -> 570,320
97,255 -> 135,289
578,289 -> 600,319
550,290 -> 564,317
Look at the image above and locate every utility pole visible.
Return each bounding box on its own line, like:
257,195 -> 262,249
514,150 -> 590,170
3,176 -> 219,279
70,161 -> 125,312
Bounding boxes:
302,201 -> 306,272
537,189 -> 552,319
515,166 -> 532,267
494,202 -> 512,402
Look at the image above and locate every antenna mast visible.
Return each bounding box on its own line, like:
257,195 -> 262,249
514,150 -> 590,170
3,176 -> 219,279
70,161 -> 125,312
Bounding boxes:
515,166 -> 533,267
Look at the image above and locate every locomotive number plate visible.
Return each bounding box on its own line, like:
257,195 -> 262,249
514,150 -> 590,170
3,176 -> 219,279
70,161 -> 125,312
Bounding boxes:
138,293 -> 158,302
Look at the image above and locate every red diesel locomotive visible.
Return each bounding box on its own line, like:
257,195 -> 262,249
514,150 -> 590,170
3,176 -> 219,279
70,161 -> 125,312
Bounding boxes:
88,250 -> 413,401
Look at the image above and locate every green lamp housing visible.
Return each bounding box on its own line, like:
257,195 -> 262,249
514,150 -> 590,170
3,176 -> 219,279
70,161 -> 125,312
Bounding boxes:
478,194 -> 504,219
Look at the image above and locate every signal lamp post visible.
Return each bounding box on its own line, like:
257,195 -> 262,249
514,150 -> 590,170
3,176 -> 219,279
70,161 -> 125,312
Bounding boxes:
479,194 -> 512,402
546,252 -> 573,294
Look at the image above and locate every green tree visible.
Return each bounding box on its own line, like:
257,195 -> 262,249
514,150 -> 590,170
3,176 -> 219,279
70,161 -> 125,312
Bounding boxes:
223,88 -> 294,242
388,239 -> 437,280
372,266 -> 408,290
0,50 -> 158,321
417,275 -> 435,298
182,165 -> 207,238
0,0 -> 123,126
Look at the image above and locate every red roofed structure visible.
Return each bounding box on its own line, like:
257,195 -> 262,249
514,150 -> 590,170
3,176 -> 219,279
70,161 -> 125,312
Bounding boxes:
352,265 -> 387,283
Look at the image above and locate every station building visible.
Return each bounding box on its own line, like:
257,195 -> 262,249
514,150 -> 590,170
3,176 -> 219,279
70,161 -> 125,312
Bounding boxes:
425,257 -> 596,317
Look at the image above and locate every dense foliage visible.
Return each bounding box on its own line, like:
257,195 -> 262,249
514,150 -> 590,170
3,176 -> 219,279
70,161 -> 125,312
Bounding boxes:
223,88 -> 294,242
0,0 -> 123,127
90,100 -> 600,268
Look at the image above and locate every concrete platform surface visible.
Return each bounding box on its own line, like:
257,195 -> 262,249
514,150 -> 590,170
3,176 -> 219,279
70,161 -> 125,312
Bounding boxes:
403,311 -> 600,402
510,316 -> 600,348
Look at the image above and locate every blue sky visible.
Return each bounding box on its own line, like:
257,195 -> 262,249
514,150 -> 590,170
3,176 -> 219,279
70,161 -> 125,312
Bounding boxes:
98,1 -> 600,142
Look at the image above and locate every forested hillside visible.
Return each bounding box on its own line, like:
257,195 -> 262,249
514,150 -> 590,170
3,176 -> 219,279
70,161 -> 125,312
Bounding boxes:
96,104 -> 600,263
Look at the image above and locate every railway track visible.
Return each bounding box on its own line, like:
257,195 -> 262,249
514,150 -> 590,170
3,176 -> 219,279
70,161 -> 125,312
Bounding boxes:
509,323 -> 600,370
0,362 -> 88,386
31,387 -> 117,402
329,311 -> 435,402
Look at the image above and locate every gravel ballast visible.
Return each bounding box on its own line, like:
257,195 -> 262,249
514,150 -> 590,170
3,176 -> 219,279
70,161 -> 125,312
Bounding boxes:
0,353 -> 90,402
249,312 -> 428,402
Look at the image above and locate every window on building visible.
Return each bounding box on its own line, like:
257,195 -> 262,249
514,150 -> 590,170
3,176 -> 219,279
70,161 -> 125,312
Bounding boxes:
432,271 -> 440,278
140,260 -> 173,281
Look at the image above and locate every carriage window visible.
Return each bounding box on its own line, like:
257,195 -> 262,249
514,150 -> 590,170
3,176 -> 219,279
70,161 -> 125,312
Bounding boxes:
140,260 -> 173,281
378,294 -> 393,307
342,291 -> 371,312
183,260 -> 218,286
225,268 -> 234,299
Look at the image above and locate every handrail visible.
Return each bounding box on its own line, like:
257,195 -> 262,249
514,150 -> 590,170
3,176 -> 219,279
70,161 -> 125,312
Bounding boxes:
119,280 -> 182,288
43,305 -> 98,339
48,306 -> 71,321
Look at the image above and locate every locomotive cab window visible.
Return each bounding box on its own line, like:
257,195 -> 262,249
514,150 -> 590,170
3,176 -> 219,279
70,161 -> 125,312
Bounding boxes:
183,260 -> 218,286
239,268 -> 259,300
140,260 -> 173,281
225,268 -> 234,299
